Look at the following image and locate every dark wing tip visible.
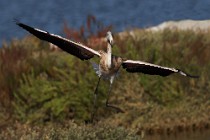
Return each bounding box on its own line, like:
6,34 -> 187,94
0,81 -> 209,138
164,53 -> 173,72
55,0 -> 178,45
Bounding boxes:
14,18 -> 21,25
189,75 -> 199,78
14,19 -> 28,30
177,69 -> 199,78
184,73 -> 199,78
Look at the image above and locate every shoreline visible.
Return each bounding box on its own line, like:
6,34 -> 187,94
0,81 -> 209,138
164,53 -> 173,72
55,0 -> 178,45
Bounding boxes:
146,19 -> 210,32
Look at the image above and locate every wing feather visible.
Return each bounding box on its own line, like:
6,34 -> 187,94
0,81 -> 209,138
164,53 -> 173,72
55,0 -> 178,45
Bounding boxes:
16,22 -> 100,60
122,60 -> 198,78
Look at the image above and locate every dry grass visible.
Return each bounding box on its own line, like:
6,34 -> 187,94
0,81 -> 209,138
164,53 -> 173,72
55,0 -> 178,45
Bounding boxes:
0,121 -> 140,140
0,24 -> 210,138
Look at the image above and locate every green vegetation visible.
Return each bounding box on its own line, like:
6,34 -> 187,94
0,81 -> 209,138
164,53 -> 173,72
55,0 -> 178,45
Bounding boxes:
0,29 -> 209,139
0,121 -> 139,140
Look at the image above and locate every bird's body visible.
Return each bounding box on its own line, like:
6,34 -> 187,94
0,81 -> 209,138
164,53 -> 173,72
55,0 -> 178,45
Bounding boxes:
97,51 -> 122,83
16,21 -> 199,121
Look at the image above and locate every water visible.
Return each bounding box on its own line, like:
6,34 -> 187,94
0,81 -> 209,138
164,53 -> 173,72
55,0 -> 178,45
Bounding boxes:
145,129 -> 210,140
1,0 -> 210,44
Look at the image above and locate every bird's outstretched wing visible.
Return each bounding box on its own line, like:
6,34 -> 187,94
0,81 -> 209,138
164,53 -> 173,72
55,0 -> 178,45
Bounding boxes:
16,22 -> 100,60
122,60 -> 199,78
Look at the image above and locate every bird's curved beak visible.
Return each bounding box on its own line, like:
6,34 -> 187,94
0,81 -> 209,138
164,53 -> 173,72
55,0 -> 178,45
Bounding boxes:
106,31 -> 114,47
108,39 -> 114,47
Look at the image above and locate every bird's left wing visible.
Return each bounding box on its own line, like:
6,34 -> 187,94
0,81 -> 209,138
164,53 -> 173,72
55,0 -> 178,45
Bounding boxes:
16,22 -> 100,60
122,60 -> 199,78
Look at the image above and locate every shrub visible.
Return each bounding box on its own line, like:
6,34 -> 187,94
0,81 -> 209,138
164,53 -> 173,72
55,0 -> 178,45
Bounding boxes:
0,25 -> 209,133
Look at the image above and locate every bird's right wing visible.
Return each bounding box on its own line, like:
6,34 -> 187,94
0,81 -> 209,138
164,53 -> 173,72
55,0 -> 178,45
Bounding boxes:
16,21 -> 100,60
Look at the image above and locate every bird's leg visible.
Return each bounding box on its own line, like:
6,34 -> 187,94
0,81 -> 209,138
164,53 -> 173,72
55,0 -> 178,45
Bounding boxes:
91,76 -> 101,122
106,78 -> 124,113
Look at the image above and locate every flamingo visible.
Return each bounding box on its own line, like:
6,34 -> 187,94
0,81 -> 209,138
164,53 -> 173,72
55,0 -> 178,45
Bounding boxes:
16,21 -> 198,121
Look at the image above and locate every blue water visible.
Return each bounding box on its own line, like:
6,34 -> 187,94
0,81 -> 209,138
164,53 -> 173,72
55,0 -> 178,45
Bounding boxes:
1,0 -> 210,44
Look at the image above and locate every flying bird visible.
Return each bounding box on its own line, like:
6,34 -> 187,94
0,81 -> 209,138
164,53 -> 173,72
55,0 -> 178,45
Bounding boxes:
16,21 -> 198,121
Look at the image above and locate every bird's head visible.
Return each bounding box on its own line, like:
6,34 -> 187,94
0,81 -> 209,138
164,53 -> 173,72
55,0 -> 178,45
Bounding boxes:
106,31 -> 114,46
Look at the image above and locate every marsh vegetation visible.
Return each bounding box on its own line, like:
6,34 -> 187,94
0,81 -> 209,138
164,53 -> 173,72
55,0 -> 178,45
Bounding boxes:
0,21 -> 209,139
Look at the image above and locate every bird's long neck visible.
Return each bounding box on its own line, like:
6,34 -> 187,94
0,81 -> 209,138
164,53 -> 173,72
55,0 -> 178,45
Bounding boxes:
107,43 -> 112,68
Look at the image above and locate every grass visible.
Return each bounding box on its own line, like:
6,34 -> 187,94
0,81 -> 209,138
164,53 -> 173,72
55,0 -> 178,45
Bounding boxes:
0,28 -> 209,139
0,121 -> 140,140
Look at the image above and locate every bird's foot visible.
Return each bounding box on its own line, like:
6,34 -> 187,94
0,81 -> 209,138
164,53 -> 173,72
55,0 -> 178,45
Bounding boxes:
106,104 -> 125,113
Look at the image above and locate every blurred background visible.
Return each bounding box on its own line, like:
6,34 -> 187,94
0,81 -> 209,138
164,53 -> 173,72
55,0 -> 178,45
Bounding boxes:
0,1 -> 210,140
1,0 -> 210,43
